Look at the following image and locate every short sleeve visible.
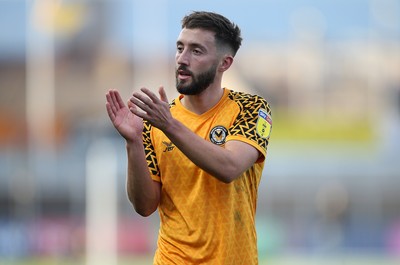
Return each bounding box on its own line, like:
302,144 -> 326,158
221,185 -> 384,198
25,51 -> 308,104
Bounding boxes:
226,92 -> 272,162
142,120 -> 161,181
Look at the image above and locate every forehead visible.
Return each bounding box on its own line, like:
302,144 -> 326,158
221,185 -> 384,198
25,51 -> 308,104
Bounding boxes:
177,28 -> 216,48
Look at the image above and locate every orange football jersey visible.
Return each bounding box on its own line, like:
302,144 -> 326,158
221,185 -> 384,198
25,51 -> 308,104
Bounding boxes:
142,88 -> 272,264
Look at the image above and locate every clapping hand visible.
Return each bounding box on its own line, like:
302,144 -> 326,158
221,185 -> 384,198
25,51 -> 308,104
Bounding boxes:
129,86 -> 172,131
106,89 -> 144,142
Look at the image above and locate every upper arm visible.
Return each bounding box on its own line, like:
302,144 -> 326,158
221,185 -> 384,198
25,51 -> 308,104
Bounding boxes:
224,140 -> 260,174
152,180 -> 162,205
227,94 -> 272,162
221,93 -> 272,181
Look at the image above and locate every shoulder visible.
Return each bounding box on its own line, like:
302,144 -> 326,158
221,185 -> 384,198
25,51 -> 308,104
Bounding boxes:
227,90 -> 272,116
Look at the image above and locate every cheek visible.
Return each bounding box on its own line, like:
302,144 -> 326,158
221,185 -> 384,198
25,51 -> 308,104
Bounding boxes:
195,61 -> 214,73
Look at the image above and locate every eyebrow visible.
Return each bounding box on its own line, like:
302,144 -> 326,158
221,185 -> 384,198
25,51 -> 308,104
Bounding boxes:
176,40 -> 207,52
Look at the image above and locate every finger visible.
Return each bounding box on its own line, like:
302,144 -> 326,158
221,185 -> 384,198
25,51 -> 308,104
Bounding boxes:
113,89 -> 126,109
106,90 -> 114,105
129,103 -> 148,120
140,87 -> 160,103
106,92 -> 118,115
105,102 -> 116,121
130,95 -> 150,114
158,86 -> 169,103
131,91 -> 154,110
127,100 -> 137,112
110,90 -> 120,110
106,91 -> 112,105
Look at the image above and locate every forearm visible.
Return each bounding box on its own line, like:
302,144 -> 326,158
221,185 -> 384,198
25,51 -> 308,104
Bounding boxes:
127,87 -> 259,183
126,140 -> 160,216
163,119 -> 249,183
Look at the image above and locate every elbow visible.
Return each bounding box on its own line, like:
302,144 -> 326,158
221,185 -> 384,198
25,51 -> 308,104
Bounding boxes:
214,161 -> 249,183
214,168 -> 239,184
219,176 -> 236,184
128,194 -> 158,217
220,178 -> 233,184
209,157 -> 246,183
131,202 -> 157,217
135,206 -> 155,217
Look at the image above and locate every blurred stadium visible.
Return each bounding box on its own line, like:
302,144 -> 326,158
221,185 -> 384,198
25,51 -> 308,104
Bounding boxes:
0,0 -> 399,264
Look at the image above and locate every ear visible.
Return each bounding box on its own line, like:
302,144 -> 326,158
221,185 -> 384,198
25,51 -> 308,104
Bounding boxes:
218,55 -> 234,72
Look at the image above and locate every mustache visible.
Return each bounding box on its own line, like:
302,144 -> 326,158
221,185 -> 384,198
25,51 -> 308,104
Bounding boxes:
176,65 -> 193,75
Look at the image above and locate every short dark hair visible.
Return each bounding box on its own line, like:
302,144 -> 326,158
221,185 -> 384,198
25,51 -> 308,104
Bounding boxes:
181,11 -> 242,57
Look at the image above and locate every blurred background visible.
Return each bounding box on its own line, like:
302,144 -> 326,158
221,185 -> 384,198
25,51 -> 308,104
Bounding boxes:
0,0 -> 399,264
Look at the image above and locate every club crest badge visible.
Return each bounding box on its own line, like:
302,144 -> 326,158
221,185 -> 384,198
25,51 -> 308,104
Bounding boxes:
210,125 -> 228,145
162,141 -> 175,152
256,109 -> 272,139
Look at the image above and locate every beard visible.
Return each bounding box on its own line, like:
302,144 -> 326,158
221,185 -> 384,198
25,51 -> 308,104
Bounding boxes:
175,64 -> 218,95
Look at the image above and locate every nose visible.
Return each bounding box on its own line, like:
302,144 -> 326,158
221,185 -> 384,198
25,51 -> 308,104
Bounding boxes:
176,49 -> 189,66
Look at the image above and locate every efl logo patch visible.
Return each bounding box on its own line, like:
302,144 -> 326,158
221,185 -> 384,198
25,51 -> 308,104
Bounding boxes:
256,109 -> 272,139
210,125 -> 228,145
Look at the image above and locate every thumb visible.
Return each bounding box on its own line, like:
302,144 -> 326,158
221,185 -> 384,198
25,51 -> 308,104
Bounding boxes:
158,86 -> 169,103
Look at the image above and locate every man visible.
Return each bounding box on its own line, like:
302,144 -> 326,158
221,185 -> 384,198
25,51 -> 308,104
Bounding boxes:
106,11 -> 272,265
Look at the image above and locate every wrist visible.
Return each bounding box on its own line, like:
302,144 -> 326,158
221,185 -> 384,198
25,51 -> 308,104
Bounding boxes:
163,118 -> 179,135
126,138 -> 143,149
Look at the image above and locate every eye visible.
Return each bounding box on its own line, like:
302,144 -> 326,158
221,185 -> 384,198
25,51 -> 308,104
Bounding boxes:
176,45 -> 183,53
192,49 -> 202,55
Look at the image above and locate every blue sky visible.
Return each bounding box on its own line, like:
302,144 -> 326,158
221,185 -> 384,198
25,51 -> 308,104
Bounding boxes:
0,0 -> 398,59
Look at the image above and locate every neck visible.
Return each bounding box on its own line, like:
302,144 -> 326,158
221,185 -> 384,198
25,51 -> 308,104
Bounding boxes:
181,85 -> 224,115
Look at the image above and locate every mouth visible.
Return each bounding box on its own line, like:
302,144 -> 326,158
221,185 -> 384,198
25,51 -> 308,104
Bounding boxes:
177,68 -> 192,80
